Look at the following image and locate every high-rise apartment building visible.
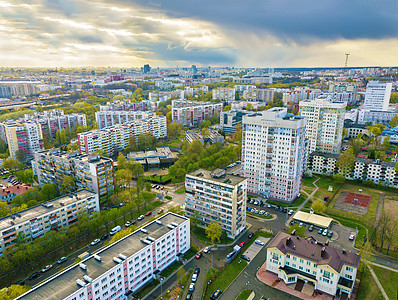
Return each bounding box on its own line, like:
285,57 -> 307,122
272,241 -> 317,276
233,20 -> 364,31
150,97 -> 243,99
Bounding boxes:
171,100 -> 223,127
242,88 -> 275,103
185,168 -> 247,238
3,122 -> 44,161
100,100 -> 152,112
212,87 -> 236,101
16,213 -> 190,300
78,116 -> 167,156
363,81 -> 392,111
242,108 -> 307,203
33,150 -> 115,197
299,96 -> 346,155
95,111 -> 153,129
0,190 -> 99,255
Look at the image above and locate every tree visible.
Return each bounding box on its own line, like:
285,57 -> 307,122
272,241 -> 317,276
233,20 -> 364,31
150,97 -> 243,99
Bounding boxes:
36,104 -> 43,112
288,224 -> 306,237
60,128 -> 67,145
130,163 -> 144,179
390,114 -> 398,128
382,135 -> 390,150
223,105 -> 231,111
246,103 -> 253,111
349,134 -> 365,156
190,212 -> 202,231
67,142 -> 79,151
336,149 -> 355,176
187,140 -> 204,157
202,128 -> 210,140
205,222 -> 222,244
199,120 -> 211,128
0,285 -> 30,300
16,169 -> 34,184
2,158 -> 24,171
311,200 -> 326,214
232,124 -> 242,143
117,152 -> 127,170
333,173 -> 345,185
55,129 -> 61,145
386,219 -> 398,255
359,241 -> 374,276
39,183 -> 60,202
15,150 -> 26,164
62,176 -> 76,193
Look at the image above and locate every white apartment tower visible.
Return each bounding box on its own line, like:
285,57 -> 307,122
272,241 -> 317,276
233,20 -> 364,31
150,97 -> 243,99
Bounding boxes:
299,96 -> 346,155
242,108 -> 307,203
363,81 -> 392,111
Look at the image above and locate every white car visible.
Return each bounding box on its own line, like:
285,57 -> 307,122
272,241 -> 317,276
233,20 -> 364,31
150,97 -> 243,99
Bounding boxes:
288,209 -> 294,215
349,234 -> 355,241
322,229 -> 328,236
259,210 -> 265,215
138,215 -> 144,221
189,283 -> 195,292
90,239 -> 100,246
204,246 -> 211,253
255,240 -> 265,246
41,265 -> 52,273
192,274 -> 198,282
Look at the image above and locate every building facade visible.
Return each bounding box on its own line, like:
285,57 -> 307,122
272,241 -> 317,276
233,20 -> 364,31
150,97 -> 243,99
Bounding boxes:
357,109 -> 396,126
212,87 -> 236,101
242,108 -> 307,203
3,122 -> 44,161
363,81 -> 392,111
220,110 -> 256,134
78,116 -> 167,156
95,111 -> 153,129
33,150 -> 115,197
171,100 -> 223,127
16,213 -> 190,300
299,97 -> 346,154
185,168 -> 247,239
242,88 -> 275,103
266,232 -> 360,299
0,190 -> 99,255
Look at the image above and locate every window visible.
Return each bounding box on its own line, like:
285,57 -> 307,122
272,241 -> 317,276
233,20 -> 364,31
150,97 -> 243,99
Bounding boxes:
323,271 -> 331,279
288,277 -> 295,283
346,266 -> 353,272
306,261 -> 311,266
322,278 -> 329,283
345,274 -> 352,280
293,257 -> 297,261
299,259 -> 304,263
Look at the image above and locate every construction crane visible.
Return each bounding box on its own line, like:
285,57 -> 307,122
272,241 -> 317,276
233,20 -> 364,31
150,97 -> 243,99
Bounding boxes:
345,53 -> 350,67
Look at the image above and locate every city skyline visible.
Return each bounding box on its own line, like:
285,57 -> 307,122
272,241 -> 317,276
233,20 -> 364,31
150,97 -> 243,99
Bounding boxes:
1,0 -> 398,68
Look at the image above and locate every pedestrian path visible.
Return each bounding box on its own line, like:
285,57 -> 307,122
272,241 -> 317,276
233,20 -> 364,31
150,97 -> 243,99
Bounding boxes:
367,265 -> 389,300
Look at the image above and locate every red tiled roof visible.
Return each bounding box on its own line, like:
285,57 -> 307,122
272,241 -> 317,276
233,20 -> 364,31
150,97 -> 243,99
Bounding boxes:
0,184 -> 34,196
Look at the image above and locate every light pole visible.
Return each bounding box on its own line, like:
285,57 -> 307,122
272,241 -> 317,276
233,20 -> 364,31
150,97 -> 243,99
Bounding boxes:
160,277 -> 163,299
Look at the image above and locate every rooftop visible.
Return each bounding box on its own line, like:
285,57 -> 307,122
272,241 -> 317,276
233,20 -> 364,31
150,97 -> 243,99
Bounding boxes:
267,232 -> 360,273
36,149 -> 113,165
17,213 -> 188,300
0,184 -> 34,197
0,190 -> 96,232
187,168 -> 246,186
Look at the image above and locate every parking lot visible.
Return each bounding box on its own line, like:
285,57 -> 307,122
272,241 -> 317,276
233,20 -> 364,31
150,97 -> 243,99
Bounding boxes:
241,236 -> 270,262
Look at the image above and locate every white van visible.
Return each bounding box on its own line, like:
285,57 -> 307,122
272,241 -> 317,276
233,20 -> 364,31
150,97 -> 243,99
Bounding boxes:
110,226 -> 121,235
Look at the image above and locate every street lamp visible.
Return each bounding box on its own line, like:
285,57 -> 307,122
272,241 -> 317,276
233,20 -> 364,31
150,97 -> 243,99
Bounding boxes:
160,277 -> 164,299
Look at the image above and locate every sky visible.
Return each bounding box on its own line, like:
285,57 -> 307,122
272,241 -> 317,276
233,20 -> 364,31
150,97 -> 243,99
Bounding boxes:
0,0 -> 398,68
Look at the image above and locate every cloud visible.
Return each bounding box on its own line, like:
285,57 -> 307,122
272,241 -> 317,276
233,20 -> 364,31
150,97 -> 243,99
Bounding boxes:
0,0 -> 397,67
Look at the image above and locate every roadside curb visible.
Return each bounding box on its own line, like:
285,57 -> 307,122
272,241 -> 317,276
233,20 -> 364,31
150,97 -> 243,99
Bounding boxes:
247,213 -> 277,222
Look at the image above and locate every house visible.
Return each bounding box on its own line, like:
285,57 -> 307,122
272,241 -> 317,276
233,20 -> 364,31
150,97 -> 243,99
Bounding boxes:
0,184 -> 35,203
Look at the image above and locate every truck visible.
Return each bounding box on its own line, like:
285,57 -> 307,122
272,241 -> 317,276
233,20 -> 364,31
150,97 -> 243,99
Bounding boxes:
225,245 -> 242,263
110,225 -> 121,236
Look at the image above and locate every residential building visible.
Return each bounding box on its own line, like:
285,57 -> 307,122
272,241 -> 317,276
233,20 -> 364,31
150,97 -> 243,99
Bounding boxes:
363,81 -> 392,111
0,81 -> 39,96
234,85 -> 256,93
127,147 -> 178,170
185,129 -> 224,144
382,127 -> 398,144
33,150 -> 115,197
343,120 -> 370,139
95,111 -> 153,129
78,116 -> 167,156
16,213 -> 190,300
328,82 -> 359,104
0,190 -> 99,255
185,168 -> 247,239
100,100 -> 152,112
3,122 -> 44,161
282,88 -> 321,105
171,100 -> 223,127
266,232 -> 360,299
0,184 -> 35,204
184,86 -> 208,98
242,108 -> 307,203
357,109 -> 396,126
242,88 -> 274,103
0,85 -> 11,98
220,110 -> 256,134
212,87 -> 236,101
299,96 -> 346,154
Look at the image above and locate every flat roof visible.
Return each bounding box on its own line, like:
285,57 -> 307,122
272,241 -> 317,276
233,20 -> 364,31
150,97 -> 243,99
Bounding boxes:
36,150 -> 113,165
18,213 -> 188,300
293,211 -> 333,228
187,168 -> 246,186
0,190 -> 96,232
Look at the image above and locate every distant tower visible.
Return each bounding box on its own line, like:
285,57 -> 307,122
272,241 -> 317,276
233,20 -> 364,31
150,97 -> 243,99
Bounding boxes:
143,64 -> 151,74
345,53 -> 350,67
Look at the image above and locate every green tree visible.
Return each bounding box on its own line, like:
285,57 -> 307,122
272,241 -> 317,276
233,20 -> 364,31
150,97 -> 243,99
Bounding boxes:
2,158 -> 24,171
232,124 -> 242,143
246,103 -> 253,111
223,105 -> 231,111
349,134 -> 365,156
202,128 -> 210,139
67,142 -> 79,151
389,115 -> 398,128
205,221 -> 222,244
382,135 -> 390,150
117,152 -> 127,170
16,169 -> 34,184
199,120 -> 211,128
360,241 -> 374,276
130,163 -> 144,179
39,183 -> 60,201
336,149 -> 355,176
333,173 -> 345,185
288,224 -> 306,237
311,200 -> 326,214
60,128 -> 67,144
0,284 -> 31,300
55,129 -> 61,145
62,176 -> 76,193
190,211 -> 202,231
187,140 -> 204,157
36,104 -> 43,112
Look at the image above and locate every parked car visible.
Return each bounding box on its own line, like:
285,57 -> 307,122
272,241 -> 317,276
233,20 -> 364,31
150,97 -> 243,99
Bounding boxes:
322,229 -> 328,236
189,283 -> 195,292
267,204 -> 272,208
318,228 -> 323,234
90,239 -> 100,246
191,274 -> 198,282
247,207 -> 252,212
248,232 -> 254,239
349,234 -> 355,241
28,272 -> 41,280
125,221 -> 131,227
101,233 -> 108,240
195,252 -> 203,259
282,208 -> 288,213
327,231 -> 333,238
309,225 -> 313,232
158,209 -> 164,214
210,289 -> 223,300
288,209 -> 294,215
249,199 -> 254,204
240,255 -> 250,262
259,210 -> 265,215
57,256 -> 67,264
194,268 -> 200,275
145,211 -> 152,216
255,240 -> 265,246
239,241 -> 246,247
186,292 -> 193,300
138,215 -> 144,221
204,246 -> 211,253
264,212 -> 270,217
131,220 -> 137,225
41,265 -> 52,273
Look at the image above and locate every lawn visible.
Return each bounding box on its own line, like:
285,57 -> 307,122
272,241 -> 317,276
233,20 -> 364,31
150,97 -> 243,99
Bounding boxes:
160,261 -> 183,278
236,289 -> 253,300
372,265 -> 398,300
267,195 -> 306,208
145,173 -> 172,183
134,278 -> 160,299
247,211 -> 273,220
163,138 -> 183,148
191,227 -> 233,245
175,186 -> 185,194
356,263 -> 383,300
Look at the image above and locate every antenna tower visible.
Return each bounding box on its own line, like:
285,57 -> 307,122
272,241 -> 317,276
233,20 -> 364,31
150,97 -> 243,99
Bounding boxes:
345,53 -> 350,67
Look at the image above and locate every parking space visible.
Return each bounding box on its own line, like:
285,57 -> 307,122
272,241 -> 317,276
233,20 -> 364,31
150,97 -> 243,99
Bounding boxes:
242,236 -> 270,262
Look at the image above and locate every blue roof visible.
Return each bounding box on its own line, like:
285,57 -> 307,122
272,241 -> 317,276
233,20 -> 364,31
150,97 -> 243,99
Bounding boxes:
382,127 -> 398,136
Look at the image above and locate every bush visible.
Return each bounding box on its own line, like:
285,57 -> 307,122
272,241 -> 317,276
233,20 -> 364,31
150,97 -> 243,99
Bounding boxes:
165,195 -> 172,200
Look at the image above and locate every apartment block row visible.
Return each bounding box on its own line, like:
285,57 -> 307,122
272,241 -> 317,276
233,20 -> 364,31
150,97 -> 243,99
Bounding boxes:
266,232 -> 360,299
78,116 -> 167,156
242,88 -> 274,103
95,111 -> 154,129
185,168 -> 247,239
184,86 -> 209,98
171,100 -> 223,127
282,88 -> 321,105
99,100 -> 152,112
33,150 -> 115,197
17,213 -> 190,300
0,190 -> 99,255
242,108 -> 307,203
212,87 -> 236,101
307,152 -> 398,188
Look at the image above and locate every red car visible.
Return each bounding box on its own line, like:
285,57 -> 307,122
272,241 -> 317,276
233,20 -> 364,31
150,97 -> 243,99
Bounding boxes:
145,211 -> 152,216
239,241 -> 246,247
195,252 -> 203,259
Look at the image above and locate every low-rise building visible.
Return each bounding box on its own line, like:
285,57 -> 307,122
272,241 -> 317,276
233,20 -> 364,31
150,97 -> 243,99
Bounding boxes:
382,127 -> 398,144
16,213 -> 190,300
0,190 -> 99,255
266,232 -> 360,299
185,129 -> 224,144
185,168 -> 247,239
357,109 -> 396,126
33,150 -> 115,198
0,184 -> 35,204
127,147 -> 178,170
343,120 -> 370,139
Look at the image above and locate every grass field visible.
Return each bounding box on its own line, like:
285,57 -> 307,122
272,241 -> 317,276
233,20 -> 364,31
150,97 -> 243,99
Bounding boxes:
356,263 -> 383,300
236,289 -> 253,300
372,265 -> 398,300
267,195 -> 306,208
247,211 -> 273,220
175,186 -> 185,194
